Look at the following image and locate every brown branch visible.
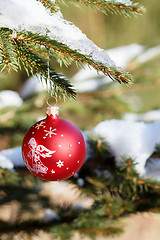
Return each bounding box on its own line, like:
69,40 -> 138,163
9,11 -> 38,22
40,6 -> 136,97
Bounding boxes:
76,0 -> 143,14
23,45 -> 48,57
131,177 -> 160,190
79,227 -> 120,234
105,207 -> 114,218
0,42 -> 9,65
86,177 -> 108,190
127,159 -> 132,173
38,0 -> 56,12
0,169 -> 12,177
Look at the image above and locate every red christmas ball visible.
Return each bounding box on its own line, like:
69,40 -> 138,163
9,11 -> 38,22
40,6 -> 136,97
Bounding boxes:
22,106 -> 86,181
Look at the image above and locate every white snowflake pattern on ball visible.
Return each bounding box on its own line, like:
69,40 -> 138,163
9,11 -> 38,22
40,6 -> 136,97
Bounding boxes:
44,127 -> 57,138
56,160 -> 64,168
51,169 -> 55,174
35,121 -> 46,129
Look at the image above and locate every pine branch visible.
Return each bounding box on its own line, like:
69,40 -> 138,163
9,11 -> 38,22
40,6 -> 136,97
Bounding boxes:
60,0 -> 145,16
78,227 -> 122,236
17,32 -> 74,67
153,144 -> 160,156
72,209 -> 123,238
16,32 -> 133,85
0,28 -> 18,72
13,39 -> 76,99
0,168 -> 20,186
81,153 -> 160,210
118,159 -> 160,192
36,0 -> 60,13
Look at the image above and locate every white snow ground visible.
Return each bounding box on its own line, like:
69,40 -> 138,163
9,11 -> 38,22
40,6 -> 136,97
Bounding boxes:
92,119 -> 160,176
20,74 -> 47,99
0,146 -> 25,168
123,109 -> 160,122
0,90 -> 23,108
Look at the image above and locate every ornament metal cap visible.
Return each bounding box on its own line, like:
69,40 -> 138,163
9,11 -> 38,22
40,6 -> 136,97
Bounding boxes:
46,96 -> 59,118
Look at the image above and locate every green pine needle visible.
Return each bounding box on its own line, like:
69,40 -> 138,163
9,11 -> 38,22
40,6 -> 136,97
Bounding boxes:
14,39 -> 76,99
36,0 -> 60,13
59,0 -> 145,16
0,28 -> 18,72
16,31 -> 133,86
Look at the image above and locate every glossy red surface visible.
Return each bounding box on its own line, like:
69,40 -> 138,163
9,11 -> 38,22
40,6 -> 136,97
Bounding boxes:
22,114 -> 86,181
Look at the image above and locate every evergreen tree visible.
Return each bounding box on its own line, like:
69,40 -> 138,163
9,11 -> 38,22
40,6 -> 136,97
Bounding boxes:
0,0 -> 145,99
2,1 -> 160,240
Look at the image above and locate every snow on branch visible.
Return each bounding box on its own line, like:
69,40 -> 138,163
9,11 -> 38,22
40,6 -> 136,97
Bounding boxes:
0,1 -> 114,67
0,0 -> 138,85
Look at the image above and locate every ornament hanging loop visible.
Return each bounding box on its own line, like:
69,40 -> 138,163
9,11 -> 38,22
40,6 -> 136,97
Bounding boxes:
46,96 -> 59,118
46,96 -> 58,107
46,46 -> 54,97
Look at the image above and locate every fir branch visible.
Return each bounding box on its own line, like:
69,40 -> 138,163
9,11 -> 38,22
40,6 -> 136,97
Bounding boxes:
115,159 -> 160,198
94,197 -> 134,218
60,0 -> 145,16
0,28 -> 18,71
14,39 -> 76,99
119,159 -> 160,191
36,0 -> 60,13
130,177 -> 160,191
72,209 -> 123,237
0,168 -> 20,185
78,227 -> 122,235
153,144 -> 160,156
17,32 -> 133,85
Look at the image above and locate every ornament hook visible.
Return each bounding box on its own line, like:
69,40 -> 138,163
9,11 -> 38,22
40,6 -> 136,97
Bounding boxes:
46,96 -> 58,107
46,96 -> 59,117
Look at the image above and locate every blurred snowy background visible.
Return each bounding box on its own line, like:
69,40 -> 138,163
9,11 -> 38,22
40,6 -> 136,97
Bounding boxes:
0,1 -> 160,238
